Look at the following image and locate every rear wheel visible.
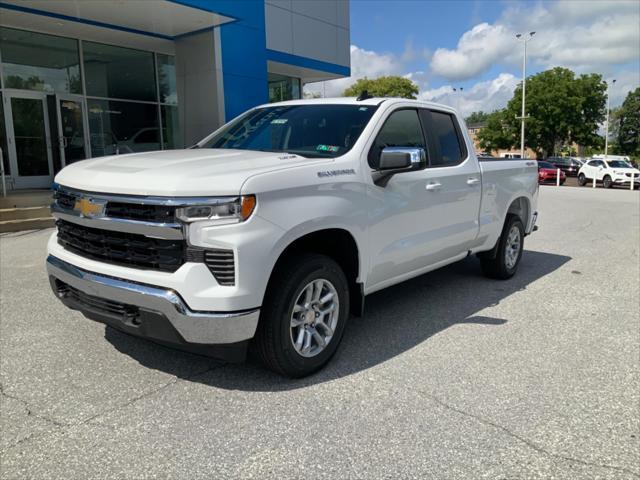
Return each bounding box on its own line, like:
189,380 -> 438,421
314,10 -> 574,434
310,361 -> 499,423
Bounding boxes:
603,175 -> 612,188
480,215 -> 524,280
253,254 -> 349,378
578,173 -> 587,186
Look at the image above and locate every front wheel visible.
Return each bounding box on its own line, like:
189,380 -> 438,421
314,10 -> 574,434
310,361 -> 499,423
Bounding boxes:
253,254 -> 349,378
578,173 -> 587,186
603,175 -> 612,188
480,215 -> 524,280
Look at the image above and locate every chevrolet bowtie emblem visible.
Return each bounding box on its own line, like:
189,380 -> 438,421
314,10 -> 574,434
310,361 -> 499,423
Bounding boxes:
75,198 -> 105,218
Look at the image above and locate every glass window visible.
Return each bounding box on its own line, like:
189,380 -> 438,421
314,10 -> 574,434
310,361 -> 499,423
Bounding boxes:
0,27 -> 80,93
201,105 -> 377,158
268,73 -> 301,103
87,99 -> 160,157
0,93 -> 10,175
161,105 -> 181,149
157,54 -> 177,105
83,42 -> 156,101
368,109 -> 425,169
429,111 -> 464,166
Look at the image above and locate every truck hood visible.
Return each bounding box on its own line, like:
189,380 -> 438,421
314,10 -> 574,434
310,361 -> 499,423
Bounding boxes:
54,149 -> 320,196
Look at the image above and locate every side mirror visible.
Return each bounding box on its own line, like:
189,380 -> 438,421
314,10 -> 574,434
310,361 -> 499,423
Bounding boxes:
375,147 -> 427,187
379,146 -> 426,170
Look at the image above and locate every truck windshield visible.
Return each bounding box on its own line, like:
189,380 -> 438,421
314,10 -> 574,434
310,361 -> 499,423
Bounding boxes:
198,104 -> 378,158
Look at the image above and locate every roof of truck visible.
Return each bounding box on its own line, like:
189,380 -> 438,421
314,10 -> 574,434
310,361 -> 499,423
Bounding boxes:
260,97 -> 458,113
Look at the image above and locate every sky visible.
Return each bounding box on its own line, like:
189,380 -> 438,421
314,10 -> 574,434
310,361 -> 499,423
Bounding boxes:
304,0 -> 640,117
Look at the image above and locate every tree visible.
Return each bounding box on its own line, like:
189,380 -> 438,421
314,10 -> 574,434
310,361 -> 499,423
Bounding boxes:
503,67 -> 606,157
343,76 -> 418,99
465,111 -> 490,125
476,109 -> 517,152
616,87 -> 640,158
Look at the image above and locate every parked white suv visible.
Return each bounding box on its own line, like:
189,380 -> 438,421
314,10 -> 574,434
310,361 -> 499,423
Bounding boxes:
47,98 -> 538,377
578,158 -> 640,188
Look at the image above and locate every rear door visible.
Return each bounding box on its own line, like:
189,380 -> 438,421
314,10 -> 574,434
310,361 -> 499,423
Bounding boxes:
420,108 -> 482,253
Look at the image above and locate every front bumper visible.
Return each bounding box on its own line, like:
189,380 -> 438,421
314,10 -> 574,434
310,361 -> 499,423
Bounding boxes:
47,255 -> 260,358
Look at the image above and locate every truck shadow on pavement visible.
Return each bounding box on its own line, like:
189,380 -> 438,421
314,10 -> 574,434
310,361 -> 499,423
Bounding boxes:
105,250 -> 570,391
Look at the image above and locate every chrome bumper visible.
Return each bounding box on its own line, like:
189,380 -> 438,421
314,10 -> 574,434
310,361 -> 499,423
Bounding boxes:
46,255 -> 259,344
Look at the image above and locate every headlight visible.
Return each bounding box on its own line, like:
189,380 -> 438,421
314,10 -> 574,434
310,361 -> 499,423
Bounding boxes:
176,195 -> 256,224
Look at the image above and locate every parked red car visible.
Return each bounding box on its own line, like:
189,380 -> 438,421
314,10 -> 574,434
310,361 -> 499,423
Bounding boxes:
537,160 -> 566,185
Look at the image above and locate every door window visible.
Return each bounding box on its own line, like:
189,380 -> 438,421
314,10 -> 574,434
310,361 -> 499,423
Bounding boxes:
428,111 -> 466,167
368,109 -> 426,169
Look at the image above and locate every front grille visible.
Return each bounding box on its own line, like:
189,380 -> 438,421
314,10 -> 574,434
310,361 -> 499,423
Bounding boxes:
56,219 -> 184,272
105,202 -> 175,223
53,189 -> 175,224
56,280 -> 140,320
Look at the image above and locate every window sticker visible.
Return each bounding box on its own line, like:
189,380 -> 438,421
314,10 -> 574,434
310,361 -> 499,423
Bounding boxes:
271,119 -> 288,124
359,107 -> 369,111
316,144 -> 340,153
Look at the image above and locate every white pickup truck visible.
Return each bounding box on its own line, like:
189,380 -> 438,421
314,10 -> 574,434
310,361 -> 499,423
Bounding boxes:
47,97 -> 538,377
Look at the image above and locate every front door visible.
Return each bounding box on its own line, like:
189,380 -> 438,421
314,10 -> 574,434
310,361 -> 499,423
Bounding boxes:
55,94 -> 89,167
4,91 -> 54,189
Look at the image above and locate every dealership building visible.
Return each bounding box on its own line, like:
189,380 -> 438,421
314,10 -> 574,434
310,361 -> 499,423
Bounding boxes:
0,0 -> 350,190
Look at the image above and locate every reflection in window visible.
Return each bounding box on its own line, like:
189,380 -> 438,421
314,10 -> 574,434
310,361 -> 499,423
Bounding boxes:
157,54 -> 177,105
161,105 -> 181,149
268,73 -> 301,103
0,27 -> 81,93
87,99 -> 159,157
83,42 -> 156,101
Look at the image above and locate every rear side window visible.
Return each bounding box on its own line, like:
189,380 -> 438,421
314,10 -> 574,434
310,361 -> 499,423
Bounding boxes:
368,109 -> 426,169
428,111 -> 465,167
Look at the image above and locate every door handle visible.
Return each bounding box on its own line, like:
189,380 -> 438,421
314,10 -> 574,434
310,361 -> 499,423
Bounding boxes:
425,182 -> 442,191
467,177 -> 480,186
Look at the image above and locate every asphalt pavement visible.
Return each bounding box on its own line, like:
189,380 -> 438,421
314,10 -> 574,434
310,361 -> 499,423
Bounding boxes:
1,186 -> 639,479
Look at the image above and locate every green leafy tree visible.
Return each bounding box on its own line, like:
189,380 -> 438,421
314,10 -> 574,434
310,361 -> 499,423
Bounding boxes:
615,87 -> 640,157
343,76 -> 418,99
465,111 -> 490,125
503,67 -> 606,157
476,109 -> 517,152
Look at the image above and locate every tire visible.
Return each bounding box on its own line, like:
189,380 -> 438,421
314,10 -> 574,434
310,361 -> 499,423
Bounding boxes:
603,175 -> 612,188
253,254 -> 349,378
578,173 -> 587,186
480,215 -> 525,280
560,179 -> 565,185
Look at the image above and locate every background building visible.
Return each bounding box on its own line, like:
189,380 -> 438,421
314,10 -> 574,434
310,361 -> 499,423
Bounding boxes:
0,0 -> 350,190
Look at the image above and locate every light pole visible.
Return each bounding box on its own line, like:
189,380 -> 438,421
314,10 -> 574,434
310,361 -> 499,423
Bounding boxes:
515,32 -> 535,159
604,79 -> 616,160
452,87 -> 464,112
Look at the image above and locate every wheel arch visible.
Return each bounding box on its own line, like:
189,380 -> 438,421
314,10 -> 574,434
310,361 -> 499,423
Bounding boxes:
506,195 -> 532,233
265,227 -> 365,317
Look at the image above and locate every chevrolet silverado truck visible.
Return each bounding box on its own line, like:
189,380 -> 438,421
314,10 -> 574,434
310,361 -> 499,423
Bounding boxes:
47,97 -> 538,377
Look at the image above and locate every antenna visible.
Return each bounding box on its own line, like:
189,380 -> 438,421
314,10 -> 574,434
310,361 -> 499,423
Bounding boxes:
356,90 -> 373,101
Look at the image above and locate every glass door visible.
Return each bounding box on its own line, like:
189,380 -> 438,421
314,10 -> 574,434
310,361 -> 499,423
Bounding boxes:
56,94 -> 89,167
4,91 -> 54,189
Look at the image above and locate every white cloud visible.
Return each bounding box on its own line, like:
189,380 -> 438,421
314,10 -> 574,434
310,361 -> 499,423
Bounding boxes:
430,23 -> 513,81
419,73 -> 519,118
430,0 -> 640,81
